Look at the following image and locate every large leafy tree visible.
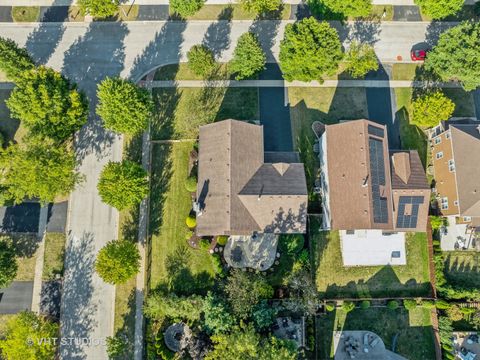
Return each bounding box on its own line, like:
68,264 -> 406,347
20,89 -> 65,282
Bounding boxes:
95,240 -> 140,284
425,21 -> 480,91
411,90 -> 455,128
230,32 -> 266,80
0,238 -> 17,288
6,66 -> 88,142
78,0 -> 120,18
97,160 -> 148,210
225,269 -> 273,319
308,0 -> 371,17
344,41 -> 378,78
170,0 -> 205,18
279,17 -> 343,82
239,0 -> 282,14
0,311 -> 59,360
202,292 -> 235,335
0,140 -> 80,205
96,77 -> 153,135
0,37 -> 35,81
415,0 -> 463,19
187,45 -> 216,78
143,292 -> 203,323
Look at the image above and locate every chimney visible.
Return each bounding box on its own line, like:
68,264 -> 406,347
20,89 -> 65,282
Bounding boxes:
392,152 -> 411,184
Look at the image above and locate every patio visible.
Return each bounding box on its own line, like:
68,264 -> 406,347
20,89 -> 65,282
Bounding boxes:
441,216 -> 473,251
223,234 -> 279,270
333,331 -> 406,360
453,332 -> 480,360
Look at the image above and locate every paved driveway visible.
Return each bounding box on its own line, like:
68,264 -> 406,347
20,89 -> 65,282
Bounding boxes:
0,203 -> 40,233
0,281 -> 33,314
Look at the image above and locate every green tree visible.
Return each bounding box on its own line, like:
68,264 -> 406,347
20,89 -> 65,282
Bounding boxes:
106,334 -> 130,359
344,41 -> 378,78
185,175 -> 197,192
438,316 -> 453,344
279,234 -> 304,255
144,292 -> 203,323
279,17 -> 343,82
78,0 -> 120,18
0,37 -> 35,81
342,301 -> 355,313
430,216 -> 446,231
95,240 -> 140,284
6,66 -> 88,142
0,140 -> 80,204
96,77 -> 153,135
230,32 -> 266,80
252,300 -> 278,331
411,90 -> 455,128
170,0 -> 205,17
225,269 -> 274,319
239,0 -> 282,14
425,22 -> 480,91
97,160 -> 148,210
403,299 -> 417,311
308,0 -> 371,17
187,45 -> 216,78
387,300 -> 399,310
0,238 -> 17,288
202,292 -> 235,335
415,0 -> 463,19
0,311 -> 58,360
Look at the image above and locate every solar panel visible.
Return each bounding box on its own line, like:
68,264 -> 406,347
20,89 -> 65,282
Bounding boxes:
396,196 -> 424,229
368,124 -> 384,138
369,138 -> 389,224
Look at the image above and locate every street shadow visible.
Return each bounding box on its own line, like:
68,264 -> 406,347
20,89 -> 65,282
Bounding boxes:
424,21 -> 449,48
40,280 -> 62,320
249,19 -> 281,63
1,203 -> 40,235
60,231 -> 97,359
202,8 -> 233,59
394,105 -> 428,167
345,20 -> 381,46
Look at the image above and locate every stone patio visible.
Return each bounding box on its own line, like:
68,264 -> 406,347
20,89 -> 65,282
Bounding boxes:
333,331 -> 406,360
441,216 -> 473,251
223,234 -> 278,270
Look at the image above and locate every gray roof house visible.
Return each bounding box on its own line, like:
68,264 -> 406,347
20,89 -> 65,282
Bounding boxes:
195,120 -> 308,237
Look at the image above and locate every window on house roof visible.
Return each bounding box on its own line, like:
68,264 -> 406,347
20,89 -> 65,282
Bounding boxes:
441,197 -> 448,210
448,159 -> 455,172
436,152 -> 444,160
446,131 -> 451,139
434,137 -> 441,144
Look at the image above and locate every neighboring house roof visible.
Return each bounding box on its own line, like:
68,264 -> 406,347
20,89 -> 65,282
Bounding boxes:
196,120 -> 308,236
449,124 -> 480,216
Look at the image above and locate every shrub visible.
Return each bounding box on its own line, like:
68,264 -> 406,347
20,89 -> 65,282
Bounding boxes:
185,176 -> 197,192
421,300 -> 436,309
279,234 -> 305,255
78,0 -> 120,17
216,235 -> 228,246
342,301 -> 355,313
442,343 -> 454,352
199,238 -> 211,251
435,299 -> 451,310
387,300 -> 399,310
403,299 -> 417,311
187,45 -> 215,78
186,215 -> 196,228
239,0 -> 282,13
360,300 -> 370,309
211,253 -> 225,278
325,302 -> 335,312
295,249 -> 310,269
446,305 -> 463,322
185,230 -> 194,240
170,0 -> 205,18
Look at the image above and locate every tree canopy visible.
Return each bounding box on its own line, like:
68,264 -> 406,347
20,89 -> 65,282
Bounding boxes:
239,0 -> 282,14
308,0 -> 371,17
425,21 -> 480,91
95,240 -> 140,284
0,140 -> 80,205
0,238 -> 17,288
78,0 -> 120,18
0,311 -> 59,360
97,160 -> 148,210
411,90 -> 455,128
187,45 -> 216,78
0,37 -> 35,81
96,77 -> 153,135
279,17 -> 343,82
170,0 -> 205,18
344,41 -> 378,78
202,292 -> 235,335
6,66 -> 88,142
230,32 -> 266,80
143,292 -> 203,323
414,0 -> 463,19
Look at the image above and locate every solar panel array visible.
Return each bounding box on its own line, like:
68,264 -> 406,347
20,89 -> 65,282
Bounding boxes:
369,138 -> 389,224
396,196 -> 424,229
368,124 -> 384,138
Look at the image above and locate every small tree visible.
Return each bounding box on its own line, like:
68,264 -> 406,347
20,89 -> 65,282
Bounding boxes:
97,160 -> 149,210
403,299 -> 417,311
411,90 -> 455,128
95,240 -> 140,284
308,0 -> 371,17
6,66 -> 88,142
230,32 -> 266,80
279,17 -> 343,82
186,215 -> 197,229
344,41 -> 378,78
342,301 -> 355,313
0,238 -> 17,288
360,300 -> 370,309
106,334 -> 130,359
78,0 -> 120,18
187,45 -> 216,78
414,0 -> 463,19
185,176 -> 197,192
446,305 -> 463,322
252,301 -> 278,331
170,0 -> 205,18
202,292 -> 235,335
0,311 -> 58,360
325,302 -> 335,312
279,234 -> 305,255
430,216 -> 446,231
387,300 -> 399,310
239,0 -> 282,14
96,77 -> 153,135
0,37 -> 35,81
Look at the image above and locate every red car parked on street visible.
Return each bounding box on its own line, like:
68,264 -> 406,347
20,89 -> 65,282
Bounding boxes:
411,49 -> 427,61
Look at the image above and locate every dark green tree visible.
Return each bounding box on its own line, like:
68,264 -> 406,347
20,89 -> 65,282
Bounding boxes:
0,238 -> 17,288
6,66 -> 88,142
279,17 -> 343,82
96,77 -> 153,135
0,37 -> 35,81
95,240 -> 140,284
78,0 -> 120,18
230,32 -> 266,80
97,160 -> 148,210
344,41 -> 378,78
106,334 -> 130,359
425,21 -> 480,91
308,0 -> 371,17
143,292 -> 203,323
202,292 -> 235,335
239,0 -> 282,14
415,0 -> 463,19
187,45 -> 216,78
252,300 -> 278,331
170,0 -> 205,18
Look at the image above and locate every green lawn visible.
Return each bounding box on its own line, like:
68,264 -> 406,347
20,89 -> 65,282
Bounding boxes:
391,63 -> 421,81
316,307 -> 435,360
151,87 -> 258,140
42,233 -> 65,281
177,4 -> 291,20
11,6 -> 40,22
443,251 -> 480,289
311,218 -> 431,298
0,234 -> 40,281
148,142 -> 217,292
153,63 -> 233,81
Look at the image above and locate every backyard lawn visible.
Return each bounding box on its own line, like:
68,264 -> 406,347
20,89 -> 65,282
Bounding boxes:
316,307 -> 435,360
311,218 -> 431,298
443,251 -> 480,289
148,142 -> 217,292
42,233 -> 65,281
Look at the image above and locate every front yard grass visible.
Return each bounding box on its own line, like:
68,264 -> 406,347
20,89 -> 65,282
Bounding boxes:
443,251 -> 480,289
178,4 -> 291,20
11,6 -> 40,22
316,307 -> 435,360
148,142 -> 217,292
42,233 -> 65,281
311,218 -> 431,298
0,234 -> 40,281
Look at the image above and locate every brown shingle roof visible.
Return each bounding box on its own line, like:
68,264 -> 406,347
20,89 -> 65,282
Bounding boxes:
390,151 -> 429,190
196,120 -> 308,236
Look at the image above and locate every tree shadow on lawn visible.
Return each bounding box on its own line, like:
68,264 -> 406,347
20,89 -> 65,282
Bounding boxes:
112,287 -> 136,360
444,253 -> 480,288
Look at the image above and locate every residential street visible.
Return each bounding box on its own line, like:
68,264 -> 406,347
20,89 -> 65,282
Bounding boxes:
0,19 -> 456,359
